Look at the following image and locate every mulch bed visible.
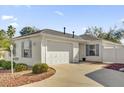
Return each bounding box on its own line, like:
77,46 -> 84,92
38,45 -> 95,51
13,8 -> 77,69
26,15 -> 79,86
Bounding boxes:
0,67 -> 56,87
104,63 -> 124,71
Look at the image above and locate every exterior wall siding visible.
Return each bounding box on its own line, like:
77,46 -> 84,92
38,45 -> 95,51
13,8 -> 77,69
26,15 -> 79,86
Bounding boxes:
14,36 -> 41,66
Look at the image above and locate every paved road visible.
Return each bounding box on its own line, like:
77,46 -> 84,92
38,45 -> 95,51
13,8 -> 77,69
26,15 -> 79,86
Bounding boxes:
22,63 -> 104,87
86,68 -> 124,87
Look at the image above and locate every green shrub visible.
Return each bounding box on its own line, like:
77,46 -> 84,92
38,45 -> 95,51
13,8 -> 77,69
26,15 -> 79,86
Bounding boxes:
15,63 -> 28,72
2,61 -> 16,70
0,60 -> 6,67
41,63 -> 49,72
0,60 -> 16,69
32,63 -> 48,74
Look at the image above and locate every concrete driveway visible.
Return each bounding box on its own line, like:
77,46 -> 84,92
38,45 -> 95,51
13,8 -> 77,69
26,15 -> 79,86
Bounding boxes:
22,63 -> 105,87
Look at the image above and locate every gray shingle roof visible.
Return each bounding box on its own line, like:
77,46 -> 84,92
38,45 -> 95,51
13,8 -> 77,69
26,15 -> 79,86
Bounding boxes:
41,29 -> 82,39
14,29 -> 99,41
80,34 -> 99,40
14,29 -> 82,39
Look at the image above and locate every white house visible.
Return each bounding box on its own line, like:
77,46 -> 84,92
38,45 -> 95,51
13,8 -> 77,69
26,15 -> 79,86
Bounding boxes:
12,29 -> 124,66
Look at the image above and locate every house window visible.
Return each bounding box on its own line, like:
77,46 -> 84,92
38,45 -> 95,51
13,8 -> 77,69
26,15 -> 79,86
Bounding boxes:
86,44 -> 99,56
24,49 -> 31,57
21,40 -> 32,58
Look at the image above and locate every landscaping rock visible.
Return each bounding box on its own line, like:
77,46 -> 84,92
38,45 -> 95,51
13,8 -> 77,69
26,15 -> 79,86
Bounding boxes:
0,67 -> 3,70
0,67 -> 55,87
105,63 -> 124,71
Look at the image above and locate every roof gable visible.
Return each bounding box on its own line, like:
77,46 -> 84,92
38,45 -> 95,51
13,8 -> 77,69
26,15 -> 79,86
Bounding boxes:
14,29 -> 82,40
41,29 -> 81,39
80,34 -> 99,40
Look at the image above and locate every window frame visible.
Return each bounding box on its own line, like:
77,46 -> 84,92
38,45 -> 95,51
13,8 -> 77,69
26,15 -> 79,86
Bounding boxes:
86,44 -> 99,56
22,40 -> 32,58
24,49 -> 31,58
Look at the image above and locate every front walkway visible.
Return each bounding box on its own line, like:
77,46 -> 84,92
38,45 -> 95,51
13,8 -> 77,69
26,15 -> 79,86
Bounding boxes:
22,63 -> 105,87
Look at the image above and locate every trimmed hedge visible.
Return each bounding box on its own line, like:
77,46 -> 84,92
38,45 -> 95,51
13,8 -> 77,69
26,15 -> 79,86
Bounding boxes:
0,60 -> 29,72
32,63 -> 48,74
0,60 -> 6,67
0,60 -> 16,70
15,63 -> 28,72
2,61 -> 16,70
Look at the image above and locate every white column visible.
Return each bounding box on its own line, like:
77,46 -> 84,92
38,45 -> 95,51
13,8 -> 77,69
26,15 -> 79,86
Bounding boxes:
73,42 -> 79,62
41,37 -> 47,63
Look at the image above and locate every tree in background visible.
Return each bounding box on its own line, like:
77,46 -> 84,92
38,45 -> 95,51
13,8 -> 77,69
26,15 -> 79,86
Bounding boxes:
6,25 -> 16,51
85,26 -> 106,39
0,29 -> 9,50
20,26 -> 37,36
85,26 -> 124,43
7,25 -> 16,39
0,38 -> 10,51
0,25 -> 16,51
0,29 -> 6,40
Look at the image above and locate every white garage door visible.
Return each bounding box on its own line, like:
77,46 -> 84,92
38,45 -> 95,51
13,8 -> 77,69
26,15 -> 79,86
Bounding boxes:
103,46 -> 115,63
46,40 -> 73,64
116,47 -> 124,63
103,46 -> 124,63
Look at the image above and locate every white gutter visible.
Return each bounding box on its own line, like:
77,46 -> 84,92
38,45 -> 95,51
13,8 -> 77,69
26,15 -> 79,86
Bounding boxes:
13,33 -> 41,40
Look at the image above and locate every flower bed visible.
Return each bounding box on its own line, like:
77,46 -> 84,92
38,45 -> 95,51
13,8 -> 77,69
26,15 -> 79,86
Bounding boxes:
0,67 -> 55,87
104,63 -> 124,71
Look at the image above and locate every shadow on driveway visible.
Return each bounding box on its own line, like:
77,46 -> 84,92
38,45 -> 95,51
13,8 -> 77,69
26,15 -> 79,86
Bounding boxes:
85,68 -> 124,87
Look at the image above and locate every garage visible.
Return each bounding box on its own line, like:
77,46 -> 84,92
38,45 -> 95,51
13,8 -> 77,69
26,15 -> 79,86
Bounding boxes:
103,44 -> 124,63
115,46 -> 124,63
46,40 -> 73,64
103,46 -> 116,63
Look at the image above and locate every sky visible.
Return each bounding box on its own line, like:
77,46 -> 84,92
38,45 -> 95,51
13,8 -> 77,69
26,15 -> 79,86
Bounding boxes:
0,5 -> 124,37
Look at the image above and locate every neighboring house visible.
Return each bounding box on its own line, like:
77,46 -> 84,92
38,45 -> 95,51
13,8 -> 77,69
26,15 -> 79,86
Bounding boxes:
0,48 -> 5,60
12,29 -> 124,66
0,48 -> 10,60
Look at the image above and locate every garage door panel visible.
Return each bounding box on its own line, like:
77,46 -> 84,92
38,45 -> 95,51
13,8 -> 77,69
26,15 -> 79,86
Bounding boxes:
116,48 -> 124,60
103,47 -> 115,63
103,46 -> 124,63
46,41 -> 73,64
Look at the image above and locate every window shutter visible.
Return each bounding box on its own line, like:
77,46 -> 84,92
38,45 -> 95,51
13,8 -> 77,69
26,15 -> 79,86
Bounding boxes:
13,44 -> 16,56
86,45 -> 89,56
21,42 -> 24,57
96,44 -> 99,56
29,40 -> 32,58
